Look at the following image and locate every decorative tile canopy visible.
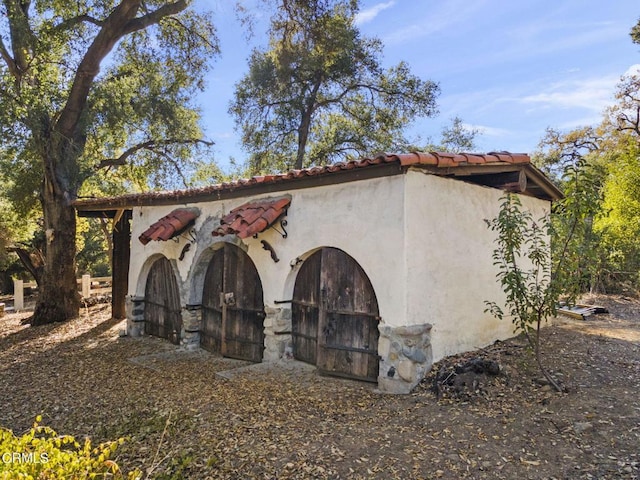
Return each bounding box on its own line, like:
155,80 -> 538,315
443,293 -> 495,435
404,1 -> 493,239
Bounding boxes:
139,208 -> 199,245
212,196 -> 291,239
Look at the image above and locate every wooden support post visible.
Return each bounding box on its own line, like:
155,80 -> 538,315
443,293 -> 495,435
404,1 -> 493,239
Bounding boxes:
81,274 -> 91,298
13,279 -> 24,311
112,210 -> 131,319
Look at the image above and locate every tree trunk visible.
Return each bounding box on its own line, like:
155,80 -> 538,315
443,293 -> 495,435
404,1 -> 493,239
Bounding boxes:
294,80 -> 322,170
295,110 -> 312,170
32,175 -> 81,325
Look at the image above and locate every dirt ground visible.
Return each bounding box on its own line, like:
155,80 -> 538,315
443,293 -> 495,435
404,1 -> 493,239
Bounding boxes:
0,295 -> 639,479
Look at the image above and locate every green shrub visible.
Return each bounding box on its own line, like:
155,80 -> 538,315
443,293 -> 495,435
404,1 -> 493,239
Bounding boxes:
0,416 -> 141,479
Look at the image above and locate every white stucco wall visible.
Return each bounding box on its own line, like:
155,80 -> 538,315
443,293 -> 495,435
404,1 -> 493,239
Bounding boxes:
404,169 -> 551,361
128,174 -> 408,328
127,168 -> 552,368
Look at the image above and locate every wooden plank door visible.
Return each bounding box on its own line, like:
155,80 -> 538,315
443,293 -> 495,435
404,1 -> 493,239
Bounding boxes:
201,244 -> 265,362
318,248 -> 380,382
222,244 -> 265,361
292,248 -> 380,382
144,256 -> 182,345
292,249 -> 322,365
201,248 -> 224,353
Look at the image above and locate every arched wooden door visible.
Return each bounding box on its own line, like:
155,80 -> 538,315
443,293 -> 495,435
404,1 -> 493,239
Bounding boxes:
201,243 -> 265,362
144,256 -> 182,345
292,248 -> 380,382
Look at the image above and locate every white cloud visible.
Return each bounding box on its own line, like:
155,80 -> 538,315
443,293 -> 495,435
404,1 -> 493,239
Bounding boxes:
354,1 -> 396,26
624,64 -> 640,76
381,1 -> 487,45
520,75 -> 619,112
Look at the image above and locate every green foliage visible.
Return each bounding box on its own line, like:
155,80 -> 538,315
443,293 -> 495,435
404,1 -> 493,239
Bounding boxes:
76,218 -> 111,277
417,116 -> 480,153
631,17 -> 640,44
437,117 -> 479,153
0,2 -> 219,199
485,194 -> 565,391
0,416 -> 141,479
535,69 -> 640,294
594,140 -> 640,287
485,195 -> 555,336
230,0 -> 439,172
535,127 -> 608,293
154,451 -> 196,480
0,1 -> 221,321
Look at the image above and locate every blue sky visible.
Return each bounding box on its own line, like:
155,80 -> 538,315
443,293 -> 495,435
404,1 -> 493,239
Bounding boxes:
197,0 -> 640,169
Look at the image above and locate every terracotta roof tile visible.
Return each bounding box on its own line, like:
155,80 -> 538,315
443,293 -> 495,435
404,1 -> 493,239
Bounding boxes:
139,208 -> 199,245
213,196 -> 291,239
75,151 -> 562,211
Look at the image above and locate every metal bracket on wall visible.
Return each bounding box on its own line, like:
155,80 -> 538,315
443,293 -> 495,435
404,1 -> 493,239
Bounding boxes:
270,219 -> 288,239
175,228 -> 198,260
172,227 -> 197,244
261,240 -> 280,263
179,242 -> 192,261
289,257 -> 303,269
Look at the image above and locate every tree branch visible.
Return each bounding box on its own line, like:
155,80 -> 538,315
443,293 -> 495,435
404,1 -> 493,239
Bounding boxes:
154,150 -> 190,188
96,138 -> 214,169
3,0 -> 37,75
57,0 -> 189,140
7,246 -> 45,285
121,0 -> 188,36
0,37 -> 20,78
53,14 -> 105,32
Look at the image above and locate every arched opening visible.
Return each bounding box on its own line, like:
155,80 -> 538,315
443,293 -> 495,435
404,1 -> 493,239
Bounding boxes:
201,243 -> 265,362
292,247 -> 380,382
144,256 -> 182,345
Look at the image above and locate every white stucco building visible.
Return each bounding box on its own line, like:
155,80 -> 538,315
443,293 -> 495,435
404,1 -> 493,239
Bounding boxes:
75,152 -> 561,393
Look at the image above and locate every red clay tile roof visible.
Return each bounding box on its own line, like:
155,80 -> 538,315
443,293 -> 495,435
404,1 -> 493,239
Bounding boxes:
139,208 -> 199,245
213,196 -> 291,239
74,152 -> 562,213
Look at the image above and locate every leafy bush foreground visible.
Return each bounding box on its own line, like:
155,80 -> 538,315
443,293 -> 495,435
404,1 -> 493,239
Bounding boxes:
0,416 -> 141,479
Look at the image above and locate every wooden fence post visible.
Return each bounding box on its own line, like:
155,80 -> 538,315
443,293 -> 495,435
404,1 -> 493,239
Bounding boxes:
81,274 -> 91,299
13,279 -> 24,310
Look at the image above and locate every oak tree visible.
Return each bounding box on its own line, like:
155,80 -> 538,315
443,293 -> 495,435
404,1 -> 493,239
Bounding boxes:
230,0 -> 439,172
0,0 -> 218,324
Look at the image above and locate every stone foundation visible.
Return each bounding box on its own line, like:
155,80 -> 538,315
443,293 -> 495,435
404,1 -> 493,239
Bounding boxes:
263,306 -> 292,361
126,295 -> 146,337
377,323 -> 432,394
182,305 -> 202,349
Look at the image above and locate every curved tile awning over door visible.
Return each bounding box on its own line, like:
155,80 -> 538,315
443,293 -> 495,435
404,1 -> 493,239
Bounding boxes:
139,207 -> 200,245
212,196 -> 290,239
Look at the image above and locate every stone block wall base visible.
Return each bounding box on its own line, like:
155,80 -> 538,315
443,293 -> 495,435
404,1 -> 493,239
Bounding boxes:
263,306 -> 292,361
181,307 -> 202,348
377,322 -> 433,394
127,319 -> 145,337
126,295 -> 145,337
